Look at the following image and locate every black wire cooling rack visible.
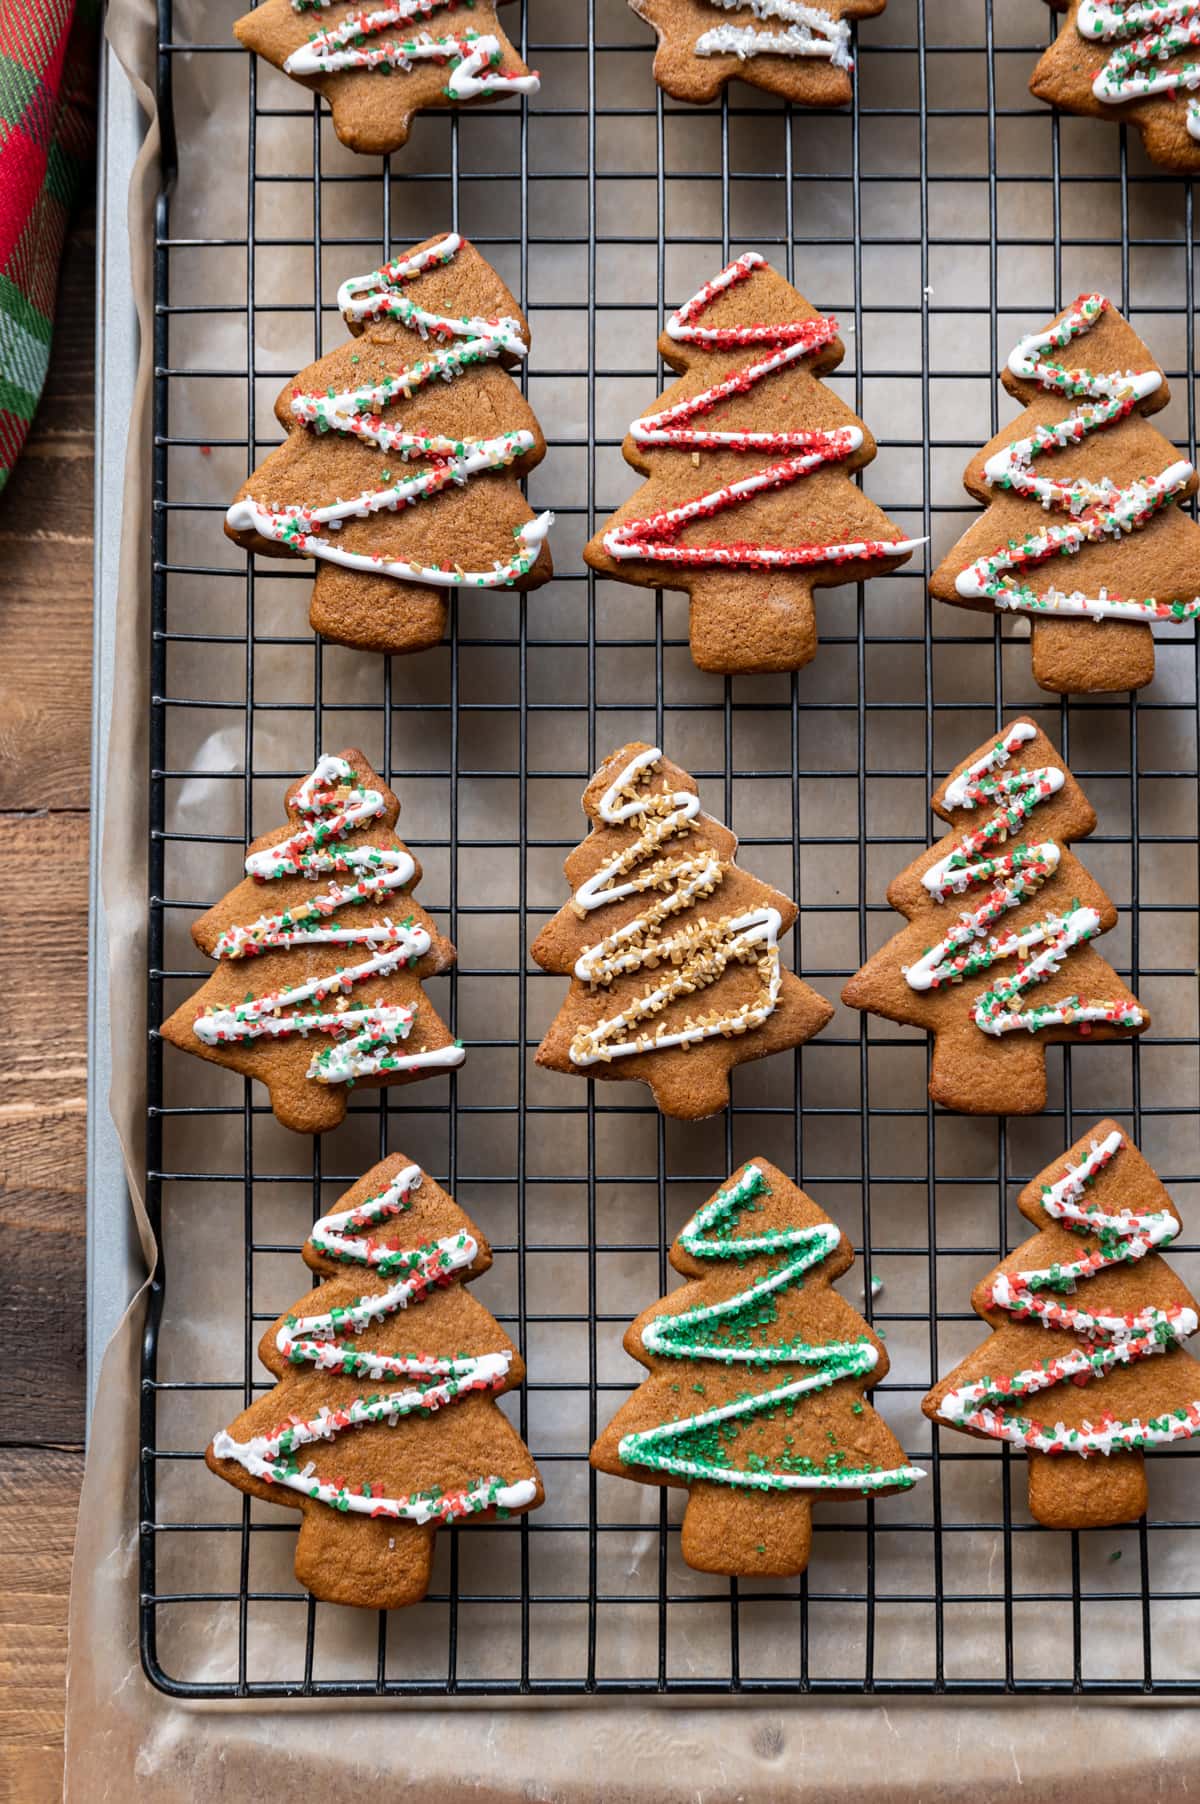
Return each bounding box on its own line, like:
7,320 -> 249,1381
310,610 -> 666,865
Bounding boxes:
142,0 -> 1200,1697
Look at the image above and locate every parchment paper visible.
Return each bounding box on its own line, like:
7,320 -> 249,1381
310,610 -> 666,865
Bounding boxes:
67,0 -> 1200,1794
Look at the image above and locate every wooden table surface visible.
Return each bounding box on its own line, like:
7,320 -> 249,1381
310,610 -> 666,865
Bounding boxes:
0,208 -> 96,1804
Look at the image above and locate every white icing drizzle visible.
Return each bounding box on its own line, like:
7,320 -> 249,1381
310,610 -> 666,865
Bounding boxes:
1077,1 -> 1200,142
225,232 -> 553,591
903,723 -> 1144,1039
335,232 -> 501,334
693,0 -> 853,69
193,754 -> 465,1085
936,1131 -> 1200,1458
954,293 -> 1200,625
284,0 -> 541,99
666,247 -> 773,346
567,747 -> 783,1066
212,1162 -> 539,1524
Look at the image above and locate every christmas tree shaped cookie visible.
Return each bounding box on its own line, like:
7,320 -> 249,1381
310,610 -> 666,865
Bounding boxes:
629,1 -> 887,108
209,1155 -> 543,1607
925,1123 -> 1200,1529
931,293 -> 1200,694
226,232 -> 553,656
586,251 -> 920,674
234,1 -> 539,157
841,720 -> 1146,1116
1032,3 -> 1200,174
160,751 -> 464,1134
531,744 -> 834,1118
592,1158 -> 923,1576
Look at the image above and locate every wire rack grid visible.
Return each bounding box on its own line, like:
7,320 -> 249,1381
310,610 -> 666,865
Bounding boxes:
142,0 -> 1200,1699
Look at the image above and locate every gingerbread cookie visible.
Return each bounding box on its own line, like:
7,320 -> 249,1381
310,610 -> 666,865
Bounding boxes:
209,1155 -> 543,1608
592,1158 -> 923,1577
160,751 -> 464,1134
531,744 -> 834,1118
841,720 -> 1147,1116
931,293 -> 1200,695
225,232 -> 553,656
586,251 -> 920,674
1032,3 -> 1200,174
234,0 -> 539,156
925,1122 -> 1200,1530
629,1 -> 887,107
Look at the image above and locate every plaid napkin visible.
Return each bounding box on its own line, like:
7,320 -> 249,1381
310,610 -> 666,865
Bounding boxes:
0,0 -> 97,493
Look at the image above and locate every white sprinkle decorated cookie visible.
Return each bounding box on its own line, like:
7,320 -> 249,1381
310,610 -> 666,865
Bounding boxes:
235,0 -> 539,156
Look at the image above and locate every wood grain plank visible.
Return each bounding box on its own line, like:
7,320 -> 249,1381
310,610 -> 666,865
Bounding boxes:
0,1448 -> 82,1804
0,809 -> 90,1149
0,811 -> 89,1446
0,201 -> 95,1800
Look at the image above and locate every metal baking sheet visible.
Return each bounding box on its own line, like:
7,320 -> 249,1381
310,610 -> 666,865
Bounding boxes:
89,37 -> 146,1427
129,0 -> 1200,1699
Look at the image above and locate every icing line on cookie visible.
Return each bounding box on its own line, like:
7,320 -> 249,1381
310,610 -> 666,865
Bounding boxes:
212,1162 -> 538,1523
936,1131 -> 1200,1457
618,1164 -> 924,1493
285,0 -> 541,98
193,754 -> 466,1084
693,1 -> 853,69
568,747 -> 783,1065
902,722 -> 1144,1039
1076,1 -> 1200,142
604,251 -> 922,571
955,293 -> 1200,623
226,231 -> 553,590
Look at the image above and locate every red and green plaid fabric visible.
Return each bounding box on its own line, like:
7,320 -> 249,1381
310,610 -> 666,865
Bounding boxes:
0,0 -> 97,493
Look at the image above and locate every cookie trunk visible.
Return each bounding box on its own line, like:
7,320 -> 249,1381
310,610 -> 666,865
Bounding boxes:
1027,1450 -> 1148,1531
688,572 -> 818,674
929,1032 -> 1050,1117
294,1507 -> 437,1609
1030,616 -> 1155,695
681,1482 -> 814,1577
309,573 -> 450,657
533,1032 -> 739,1121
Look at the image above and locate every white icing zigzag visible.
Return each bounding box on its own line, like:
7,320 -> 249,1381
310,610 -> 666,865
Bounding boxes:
193,754 -> 466,1085
285,0 -> 542,99
936,1131 -> 1200,1458
694,0 -> 854,69
1076,2 -> 1200,143
226,232 -> 553,591
955,293 -> 1200,626
902,723 -> 1144,1040
213,1162 -> 539,1523
568,747 -> 784,1065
